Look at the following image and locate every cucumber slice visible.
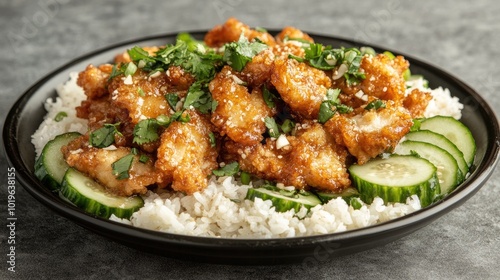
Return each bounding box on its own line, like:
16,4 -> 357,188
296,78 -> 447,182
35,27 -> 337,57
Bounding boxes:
314,187 -> 359,204
394,140 -> 462,194
245,186 -> 321,212
349,155 -> 440,207
404,130 -> 468,177
417,116 -> 476,167
34,132 -> 81,191
60,168 -> 144,219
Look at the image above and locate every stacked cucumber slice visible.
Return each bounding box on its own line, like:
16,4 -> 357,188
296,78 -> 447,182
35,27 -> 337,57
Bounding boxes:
352,116 -> 475,206
34,132 -> 144,219
246,116 -> 476,211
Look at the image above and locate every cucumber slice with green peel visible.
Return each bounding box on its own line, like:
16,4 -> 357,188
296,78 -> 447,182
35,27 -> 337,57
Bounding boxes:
349,155 -> 440,207
404,130 -> 468,177
314,187 -> 360,204
394,140 -> 462,194
60,168 -> 144,219
417,116 -> 476,167
34,132 -> 82,191
245,186 -> 321,212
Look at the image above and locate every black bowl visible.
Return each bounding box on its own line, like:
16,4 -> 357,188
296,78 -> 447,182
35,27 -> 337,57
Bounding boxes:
3,31 -> 500,265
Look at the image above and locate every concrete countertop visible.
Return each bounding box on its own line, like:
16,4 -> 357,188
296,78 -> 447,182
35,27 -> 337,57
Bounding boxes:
1,0 -> 499,279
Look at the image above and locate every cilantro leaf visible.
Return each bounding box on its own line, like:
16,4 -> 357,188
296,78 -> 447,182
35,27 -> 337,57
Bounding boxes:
209,132 -> 216,148
262,85 -> 278,108
183,82 -> 214,114
318,102 -> 337,124
112,154 -> 134,180
165,93 -> 179,110
365,100 -> 386,110
212,161 -> 240,177
223,34 -> 268,72
90,123 -> 121,148
264,117 -> 280,138
318,89 -> 353,124
133,119 -> 160,145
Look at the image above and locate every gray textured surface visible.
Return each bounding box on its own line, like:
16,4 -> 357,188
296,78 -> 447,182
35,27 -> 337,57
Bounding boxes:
1,0 -> 499,279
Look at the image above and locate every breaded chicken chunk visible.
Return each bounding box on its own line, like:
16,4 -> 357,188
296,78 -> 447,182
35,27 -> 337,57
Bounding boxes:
77,64 -> 113,99
209,66 -> 274,145
403,88 -> 432,118
155,110 -> 218,194
324,101 -> 413,164
107,69 -> 173,124
224,123 -> 351,192
275,26 -> 314,44
204,17 -> 276,47
62,135 -> 164,196
271,58 -> 332,120
335,54 -> 409,108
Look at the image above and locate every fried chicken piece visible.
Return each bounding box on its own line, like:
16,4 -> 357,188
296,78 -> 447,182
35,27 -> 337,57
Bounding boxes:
62,135 -> 165,196
209,66 -> 274,145
204,17 -> 276,47
324,101 -> 413,164
77,64 -> 113,99
240,43 -> 306,88
275,26 -> 314,44
335,54 -> 409,108
114,46 -> 161,64
155,110 -> 218,194
271,58 -> 331,120
403,88 -> 432,118
225,123 -> 351,192
107,69 -> 173,124
165,65 -> 196,91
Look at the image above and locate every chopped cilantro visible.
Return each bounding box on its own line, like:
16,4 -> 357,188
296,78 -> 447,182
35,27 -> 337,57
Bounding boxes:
133,119 -> 160,145
90,123 -> 121,148
139,154 -> 149,163
289,43 -> 366,85
365,100 -> 386,110
318,102 -> 337,124
262,85 -> 277,108
281,119 -> 295,134
223,34 -> 268,72
165,93 -> 179,110
111,154 -> 134,180
183,82 -> 214,114
209,132 -> 216,147
54,111 -> 67,122
264,117 -> 280,138
318,89 -> 353,124
213,161 -> 240,177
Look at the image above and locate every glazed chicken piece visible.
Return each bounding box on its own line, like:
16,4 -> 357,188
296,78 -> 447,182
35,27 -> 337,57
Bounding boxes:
62,135 -> 165,196
107,69 -> 175,124
275,26 -> 314,44
209,66 -> 274,145
204,17 -> 276,47
155,110 -> 218,194
334,54 -> 409,109
224,123 -> 351,192
403,88 -> 432,118
324,101 -> 413,165
240,42 -> 306,88
77,64 -> 113,99
271,57 -> 332,120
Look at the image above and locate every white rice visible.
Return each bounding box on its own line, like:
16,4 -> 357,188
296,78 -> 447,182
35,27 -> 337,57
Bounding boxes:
32,73 -> 461,238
